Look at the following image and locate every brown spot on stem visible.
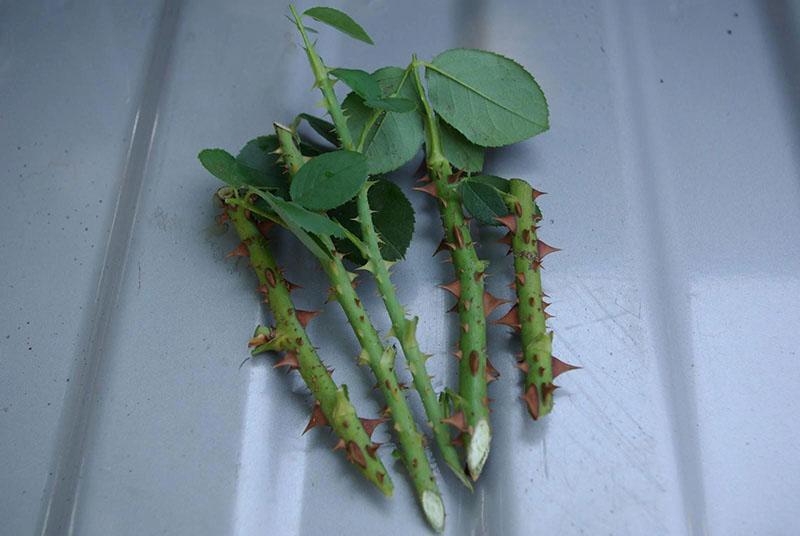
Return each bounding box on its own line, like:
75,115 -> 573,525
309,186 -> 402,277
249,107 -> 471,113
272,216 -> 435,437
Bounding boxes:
453,225 -> 465,248
265,268 -> 277,288
347,442 -> 367,468
469,351 -> 479,375
522,229 -> 531,244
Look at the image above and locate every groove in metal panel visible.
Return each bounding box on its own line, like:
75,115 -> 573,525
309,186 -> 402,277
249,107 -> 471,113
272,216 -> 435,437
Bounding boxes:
36,2 -> 184,534
602,1 -> 707,534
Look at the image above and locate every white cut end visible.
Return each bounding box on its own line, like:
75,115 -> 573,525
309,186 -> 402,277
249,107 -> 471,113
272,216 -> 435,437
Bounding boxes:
466,419 -> 491,480
422,490 -> 445,533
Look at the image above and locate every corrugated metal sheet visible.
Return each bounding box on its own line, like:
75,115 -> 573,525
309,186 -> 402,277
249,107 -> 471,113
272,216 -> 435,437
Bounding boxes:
2,1 -> 798,534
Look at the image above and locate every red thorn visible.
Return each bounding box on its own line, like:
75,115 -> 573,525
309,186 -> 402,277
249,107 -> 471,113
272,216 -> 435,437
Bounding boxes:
469,350 -> 479,375
366,442 -> 382,458
248,333 -> 267,347
453,226 -> 465,249
497,232 -> 513,246
216,212 -> 230,225
452,349 -> 463,361
226,243 -> 249,258
451,433 -> 464,447
256,284 -> 270,296
438,280 -> 461,298
448,170 -> 464,183
516,272 -> 526,286
296,309 -> 320,328
273,352 -> 300,370
303,401 -> 328,434
412,182 -> 438,198
541,382 -> 558,400
552,356 -> 581,378
495,214 -> 517,233
347,441 -> 367,468
542,300 -> 551,310
483,291 -> 508,317
333,438 -> 346,451
485,359 -> 500,383
514,360 -> 530,374
532,188 -> 546,199
359,416 -> 388,438
284,279 -> 302,292
543,311 -> 554,320
433,239 -> 456,256
493,305 -> 521,330
447,301 -> 459,314
537,240 -> 561,260
256,220 -> 274,237
441,411 -> 468,432
416,174 -> 431,183
522,384 -> 540,420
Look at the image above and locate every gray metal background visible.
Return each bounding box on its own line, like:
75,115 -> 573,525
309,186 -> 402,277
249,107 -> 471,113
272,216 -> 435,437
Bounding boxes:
2,0 -> 799,534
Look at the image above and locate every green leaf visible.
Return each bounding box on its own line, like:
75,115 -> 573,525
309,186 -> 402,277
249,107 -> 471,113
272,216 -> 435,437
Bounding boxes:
297,113 -> 339,146
236,136 -> 289,195
199,149 -> 243,187
440,120 -> 484,172
364,96 -> 416,113
258,191 -> 345,238
331,179 -> 415,262
290,150 -> 368,211
303,6 -> 374,45
460,177 -> 509,226
330,68 -> 381,101
343,66 -> 424,174
426,48 -> 549,147
469,173 -> 510,193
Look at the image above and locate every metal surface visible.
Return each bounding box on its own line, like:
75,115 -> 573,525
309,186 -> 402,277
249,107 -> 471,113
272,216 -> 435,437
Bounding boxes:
2,0 -> 799,534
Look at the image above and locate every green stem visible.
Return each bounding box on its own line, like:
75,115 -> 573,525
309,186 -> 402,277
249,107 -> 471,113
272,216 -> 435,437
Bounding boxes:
274,125 -> 445,532
505,179 -> 564,419
224,196 -> 392,495
356,185 -> 473,490
290,5 -> 354,150
412,61 -> 492,481
275,122 -> 305,174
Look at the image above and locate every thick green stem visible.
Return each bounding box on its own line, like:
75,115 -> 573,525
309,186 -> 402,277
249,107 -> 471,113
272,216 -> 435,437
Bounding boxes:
275,122 -> 305,174
290,5 -> 354,151
224,199 -> 392,495
320,253 -> 443,532
274,125 -> 445,532
412,62 -> 491,480
504,179 -> 571,419
356,186 -> 473,490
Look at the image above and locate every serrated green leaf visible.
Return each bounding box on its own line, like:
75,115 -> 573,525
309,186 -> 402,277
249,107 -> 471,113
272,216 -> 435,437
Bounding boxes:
331,178 -> 415,263
364,96 -> 416,113
290,150 -> 367,211
296,113 -> 339,146
461,178 -> 509,226
198,149 -> 243,187
330,67 -> 381,101
440,120 -> 484,172
236,136 -> 289,195
426,48 -> 549,147
343,66 -> 424,174
258,191 -> 345,238
303,6 -> 374,45
469,174 -> 510,193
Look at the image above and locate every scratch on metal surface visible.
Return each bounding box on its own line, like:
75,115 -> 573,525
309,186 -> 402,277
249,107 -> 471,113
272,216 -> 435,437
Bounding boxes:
35,2 -> 183,535
602,1 -> 708,534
